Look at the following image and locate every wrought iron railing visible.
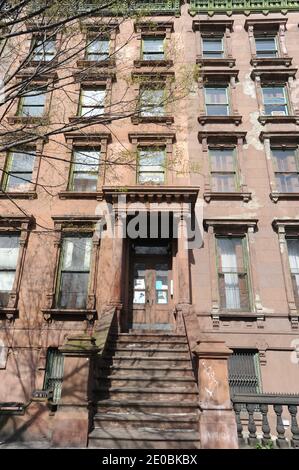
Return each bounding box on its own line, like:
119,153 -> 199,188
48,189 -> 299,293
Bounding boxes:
232,393 -> 299,448
79,0 -> 181,15
189,0 -> 299,15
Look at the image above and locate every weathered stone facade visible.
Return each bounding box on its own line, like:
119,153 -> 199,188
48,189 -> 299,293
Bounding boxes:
1,1 -> 299,448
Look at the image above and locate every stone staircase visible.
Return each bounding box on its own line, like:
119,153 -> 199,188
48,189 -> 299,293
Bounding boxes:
88,331 -> 201,449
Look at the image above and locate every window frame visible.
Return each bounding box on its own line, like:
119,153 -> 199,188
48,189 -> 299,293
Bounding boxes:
2,148 -> 37,193
137,145 -> 167,185
254,35 -> 278,59
261,84 -> 289,117
68,147 -> 101,193
30,35 -> 56,63
215,235 -> 252,313
78,86 -> 106,118
55,233 -> 93,310
141,35 -> 165,61
204,85 -> 230,117
208,146 -> 239,193
202,35 -> 224,59
139,84 -> 166,118
271,146 -> 299,193
18,87 -> 47,117
85,34 -> 110,62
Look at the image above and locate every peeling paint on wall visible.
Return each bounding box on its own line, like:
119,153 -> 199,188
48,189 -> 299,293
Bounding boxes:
242,72 -> 256,100
244,112 -> 264,152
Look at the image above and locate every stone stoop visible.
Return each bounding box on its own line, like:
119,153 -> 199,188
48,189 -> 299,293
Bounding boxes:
88,332 -> 201,449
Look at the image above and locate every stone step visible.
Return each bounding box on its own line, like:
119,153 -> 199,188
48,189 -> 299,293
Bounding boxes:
96,376 -> 197,389
113,333 -> 187,342
104,348 -> 191,359
96,399 -> 198,414
96,386 -> 198,401
101,356 -> 192,368
97,365 -> 195,378
93,411 -> 199,431
108,340 -> 189,351
88,428 -> 200,449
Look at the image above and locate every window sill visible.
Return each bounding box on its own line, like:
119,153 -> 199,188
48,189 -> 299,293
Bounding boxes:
58,191 -> 103,200
270,192 -> 299,202
198,115 -> 242,125
0,191 -> 37,199
7,116 -> 49,125
69,115 -> 111,124
131,115 -> 174,125
0,307 -> 18,321
251,57 -> 292,68
134,59 -> 174,68
24,59 -> 59,68
196,57 -> 236,68
42,308 -> 97,322
212,311 -> 265,322
76,59 -> 116,68
204,191 -> 252,202
258,115 -> 299,125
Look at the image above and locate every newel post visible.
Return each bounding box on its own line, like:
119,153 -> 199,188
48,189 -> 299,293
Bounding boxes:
192,338 -> 238,449
51,335 -> 99,448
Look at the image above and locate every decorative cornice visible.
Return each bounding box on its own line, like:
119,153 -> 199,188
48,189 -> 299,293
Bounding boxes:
198,131 -> 246,142
244,18 -> 288,31
193,19 -> 234,31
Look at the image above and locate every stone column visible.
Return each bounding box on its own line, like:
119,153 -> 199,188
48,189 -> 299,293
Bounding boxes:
51,335 -> 99,448
176,211 -> 191,332
110,210 -> 126,330
193,338 -> 238,449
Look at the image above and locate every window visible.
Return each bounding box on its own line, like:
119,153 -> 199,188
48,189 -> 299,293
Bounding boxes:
19,89 -> 46,117
287,239 -> 299,308
85,36 -> 109,61
271,148 -> 299,193
32,37 -> 56,62
0,234 -> 19,308
202,36 -> 224,58
205,87 -> 229,116
43,348 -> 64,404
138,147 -> 165,184
78,87 -> 106,117
142,37 -> 164,60
216,237 -> 250,311
255,36 -> 278,58
139,86 -> 165,117
228,350 -> 261,395
209,148 -> 237,192
262,86 -> 289,116
2,149 -> 36,191
56,234 -> 93,309
69,148 -> 101,191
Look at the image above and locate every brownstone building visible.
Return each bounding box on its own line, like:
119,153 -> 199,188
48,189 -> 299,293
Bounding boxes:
0,0 -> 299,449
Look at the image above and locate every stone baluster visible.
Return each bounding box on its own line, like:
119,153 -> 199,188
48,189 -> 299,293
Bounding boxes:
233,403 -> 244,445
274,404 -> 288,448
260,404 -> 271,446
288,404 -> 299,448
246,404 -> 258,446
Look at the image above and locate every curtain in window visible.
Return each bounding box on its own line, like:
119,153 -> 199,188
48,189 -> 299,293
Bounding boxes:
0,235 -> 19,292
218,238 -> 240,309
287,239 -> 299,298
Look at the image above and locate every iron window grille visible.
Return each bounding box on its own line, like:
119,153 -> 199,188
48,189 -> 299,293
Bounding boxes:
43,348 -> 64,404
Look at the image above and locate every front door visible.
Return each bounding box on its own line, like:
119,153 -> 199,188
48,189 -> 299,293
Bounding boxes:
130,250 -> 173,330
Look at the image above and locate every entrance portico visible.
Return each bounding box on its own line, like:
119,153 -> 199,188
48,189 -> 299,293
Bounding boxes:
103,186 -> 199,332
